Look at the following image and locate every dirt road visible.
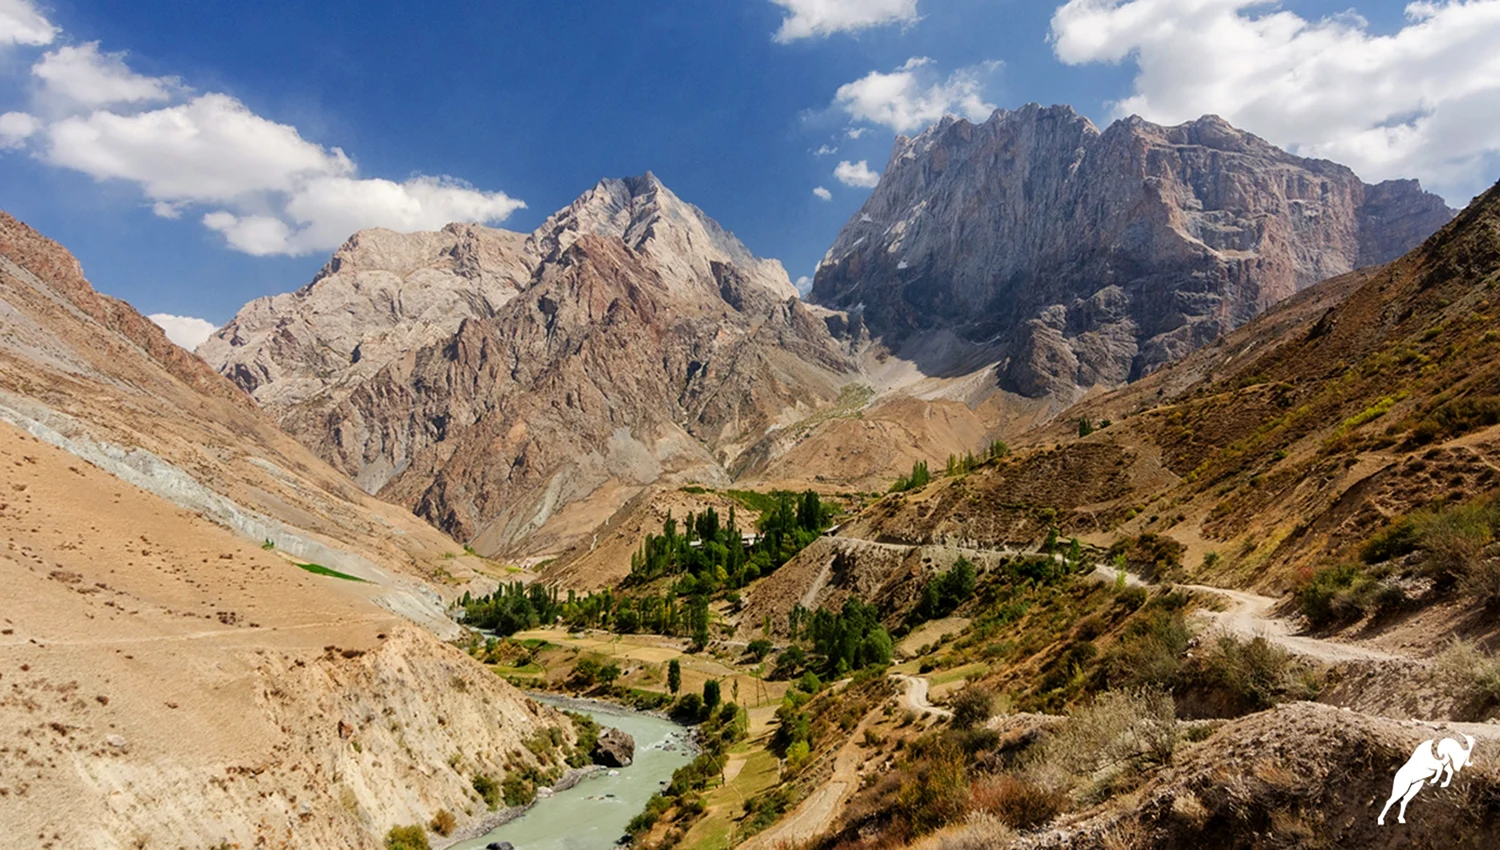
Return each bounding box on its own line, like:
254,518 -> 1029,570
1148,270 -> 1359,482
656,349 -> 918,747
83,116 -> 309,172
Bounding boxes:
1087,564 -> 1399,663
892,672 -> 953,718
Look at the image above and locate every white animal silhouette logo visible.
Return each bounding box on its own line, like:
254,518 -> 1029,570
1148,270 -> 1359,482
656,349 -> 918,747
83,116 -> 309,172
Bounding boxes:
1377,734 -> 1475,825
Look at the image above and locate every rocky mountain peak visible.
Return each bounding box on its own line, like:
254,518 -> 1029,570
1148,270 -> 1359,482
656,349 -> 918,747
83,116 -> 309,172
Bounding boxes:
529,172 -> 797,303
811,106 -> 1455,401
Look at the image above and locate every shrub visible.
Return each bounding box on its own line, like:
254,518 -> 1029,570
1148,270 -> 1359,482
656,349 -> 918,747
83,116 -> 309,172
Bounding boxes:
1190,634 -> 1321,714
949,685 -> 995,731
385,825 -> 430,850
1410,395 -> 1500,444
1361,519 -> 1420,564
428,809 -> 456,837
1037,689 -> 1176,803
1436,639 -> 1500,710
1108,534 -> 1186,582
1104,609 -> 1189,691
471,774 -> 500,809
502,773 -> 534,806
969,775 -> 1066,830
1412,499 -> 1499,583
894,739 -> 970,836
746,638 -> 774,660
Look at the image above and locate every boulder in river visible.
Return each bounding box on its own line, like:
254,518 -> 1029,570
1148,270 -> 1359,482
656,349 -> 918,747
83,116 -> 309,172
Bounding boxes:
592,726 -> 635,767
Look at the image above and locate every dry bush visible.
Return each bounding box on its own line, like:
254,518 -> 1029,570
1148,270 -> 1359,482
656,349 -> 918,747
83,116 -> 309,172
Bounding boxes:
429,808 -> 456,836
1184,633 -> 1323,716
927,812 -> 1016,850
894,740 -> 971,836
969,775 -> 1066,830
950,685 -> 995,731
1034,688 -> 1177,804
1436,638 -> 1500,709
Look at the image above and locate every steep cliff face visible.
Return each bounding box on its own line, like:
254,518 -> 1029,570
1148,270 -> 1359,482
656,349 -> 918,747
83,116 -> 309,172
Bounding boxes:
197,224 -> 538,414
810,105 -> 1455,400
205,175 -> 860,553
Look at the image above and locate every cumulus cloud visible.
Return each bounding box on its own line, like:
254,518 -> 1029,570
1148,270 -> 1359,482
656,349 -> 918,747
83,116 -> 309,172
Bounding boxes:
834,160 -> 881,188
770,0 -> 919,42
147,313 -> 218,350
0,0 -> 56,47
33,42 -> 177,108
794,275 -> 813,295
9,50 -> 525,256
1049,0 -> 1500,202
813,144 -> 838,155
845,127 -> 869,139
834,57 -> 1000,133
0,111 -> 38,148
813,185 -> 833,200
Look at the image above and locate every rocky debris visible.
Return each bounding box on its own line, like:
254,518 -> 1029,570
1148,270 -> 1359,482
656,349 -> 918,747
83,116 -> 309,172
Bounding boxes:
812,105 -> 1454,401
207,175 -> 861,553
592,726 -> 635,767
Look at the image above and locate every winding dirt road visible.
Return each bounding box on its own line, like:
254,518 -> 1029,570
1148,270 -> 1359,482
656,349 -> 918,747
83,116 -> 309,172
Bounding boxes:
892,672 -> 953,718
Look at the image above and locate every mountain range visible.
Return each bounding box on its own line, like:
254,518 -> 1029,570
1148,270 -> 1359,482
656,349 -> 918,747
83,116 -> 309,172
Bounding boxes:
201,107 -> 1454,562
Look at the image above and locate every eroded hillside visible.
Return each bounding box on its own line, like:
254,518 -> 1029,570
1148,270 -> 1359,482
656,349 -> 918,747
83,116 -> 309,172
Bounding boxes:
0,210 -> 569,848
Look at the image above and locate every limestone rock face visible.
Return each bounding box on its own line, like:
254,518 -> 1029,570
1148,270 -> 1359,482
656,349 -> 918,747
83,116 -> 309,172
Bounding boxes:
205,175 -> 859,552
592,726 -> 636,768
197,224 -> 538,413
810,105 -> 1455,400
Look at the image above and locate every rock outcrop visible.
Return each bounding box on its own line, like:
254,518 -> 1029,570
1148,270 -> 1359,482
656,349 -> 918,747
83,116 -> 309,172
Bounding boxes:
811,105 -> 1455,400
205,175 -> 861,554
592,726 -> 636,768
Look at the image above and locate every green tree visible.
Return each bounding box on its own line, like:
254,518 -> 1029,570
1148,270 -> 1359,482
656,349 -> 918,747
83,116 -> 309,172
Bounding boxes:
667,659 -> 682,694
703,678 -> 722,710
386,825 -> 431,850
1078,418 -> 1095,437
599,662 -> 622,686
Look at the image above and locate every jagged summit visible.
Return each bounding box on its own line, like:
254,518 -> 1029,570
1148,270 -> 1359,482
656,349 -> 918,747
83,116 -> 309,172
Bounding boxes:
812,105 -> 1455,400
529,172 -> 797,301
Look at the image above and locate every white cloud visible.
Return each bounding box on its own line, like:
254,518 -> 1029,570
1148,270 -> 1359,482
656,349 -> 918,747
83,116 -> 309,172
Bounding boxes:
813,144 -> 838,155
834,57 -> 1000,133
845,127 -> 869,139
0,18 -> 526,257
45,93 -> 353,202
0,110 -> 38,148
813,185 -> 833,200
794,275 -> 813,295
33,42 -> 177,108
770,0 -> 919,42
1049,0 -> 1500,202
834,160 -> 881,188
0,0 -> 56,47
34,90 -> 523,256
147,313 -> 218,351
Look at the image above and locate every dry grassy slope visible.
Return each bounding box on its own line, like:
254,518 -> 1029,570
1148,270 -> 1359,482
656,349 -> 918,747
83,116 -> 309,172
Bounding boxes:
0,211 -> 566,847
807,181 -> 1500,601
0,422 -> 567,850
738,394 -> 994,493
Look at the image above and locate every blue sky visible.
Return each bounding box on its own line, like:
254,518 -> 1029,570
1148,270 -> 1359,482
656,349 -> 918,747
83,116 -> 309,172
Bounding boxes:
0,0 -> 1495,347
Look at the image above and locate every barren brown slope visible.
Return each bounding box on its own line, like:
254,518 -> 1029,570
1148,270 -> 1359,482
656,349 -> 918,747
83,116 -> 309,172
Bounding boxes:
0,211 -> 566,848
0,423 -> 568,850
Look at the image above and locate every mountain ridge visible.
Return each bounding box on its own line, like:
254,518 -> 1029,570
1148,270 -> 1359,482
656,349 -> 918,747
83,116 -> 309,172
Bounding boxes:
811,104 -> 1455,401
